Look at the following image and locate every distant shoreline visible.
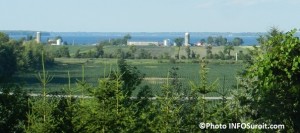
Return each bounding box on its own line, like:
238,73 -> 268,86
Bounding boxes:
5,31 -> 263,45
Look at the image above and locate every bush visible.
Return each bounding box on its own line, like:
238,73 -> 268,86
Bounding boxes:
180,55 -> 186,59
54,46 -> 70,58
242,29 -> 300,132
169,58 -> 176,64
191,60 -> 200,63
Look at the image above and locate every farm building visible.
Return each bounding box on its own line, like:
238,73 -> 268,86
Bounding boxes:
48,38 -> 63,45
127,41 -> 159,46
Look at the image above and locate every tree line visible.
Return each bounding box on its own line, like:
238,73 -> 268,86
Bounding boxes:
0,33 -> 54,82
202,36 -> 244,46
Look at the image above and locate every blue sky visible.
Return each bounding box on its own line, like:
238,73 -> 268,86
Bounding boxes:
0,0 -> 299,32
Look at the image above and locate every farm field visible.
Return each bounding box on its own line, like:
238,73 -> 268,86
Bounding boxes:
45,45 -> 252,58
13,57 -> 244,97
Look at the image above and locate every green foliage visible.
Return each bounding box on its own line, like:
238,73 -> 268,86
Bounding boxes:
95,44 -> 104,58
224,45 -> 234,57
138,49 -> 152,59
105,34 -> 132,45
242,29 -> 300,132
54,36 -> 63,42
232,37 -> 244,46
181,55 -> 186,59
206,36 -> 229,46
116,58 -> 145,97
123,33 -> 132,45
207,36 -> 214,45
214,36 -> 228,46
26,97 -> 58,133
26,51 -> 58,132
131,85 -> 154,132
72,73 -> 136,132
206,45 -> 213,59
74,49 -> 81,58
174,37 -> 184,47
0,84 -> 29,133
218,51 -> 226,60
174,37 -> 184,60
150,67 -> 184,132
185,46 -> 191,59
54,46 -> 70,58
169,58 -> 176,64
163,52 -> 170,59
5,30 -> 294,132
52,97 -> 77,132
0,32 -> 9,43
19,41 -> 54,71
0,42 -> 17,82
200,38 -> 206,44
129,45 -> 137,59
191,50 -> 196,59
207,36 -> 242,46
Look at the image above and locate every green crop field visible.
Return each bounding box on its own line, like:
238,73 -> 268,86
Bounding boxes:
13,45 -> 250,96
13,57 -> 244,97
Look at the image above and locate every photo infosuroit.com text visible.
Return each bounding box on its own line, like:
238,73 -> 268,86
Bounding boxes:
199,122 -> 285,130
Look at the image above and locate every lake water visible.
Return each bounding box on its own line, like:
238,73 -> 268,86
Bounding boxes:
9,32 -> 260,45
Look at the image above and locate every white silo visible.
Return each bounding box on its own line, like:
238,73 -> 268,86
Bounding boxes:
184,32 -> 190,46
57,39 -> 62,45
36,32 -> 41,43
163,39 -> 170,46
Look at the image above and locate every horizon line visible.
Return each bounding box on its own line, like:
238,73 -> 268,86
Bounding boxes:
1,30 -> 269,33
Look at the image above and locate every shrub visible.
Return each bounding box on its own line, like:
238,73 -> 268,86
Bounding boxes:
169,58 -> 176,64
180,55 -> 186,59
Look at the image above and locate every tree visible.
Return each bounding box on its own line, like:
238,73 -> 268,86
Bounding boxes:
123,34 -> 132,45
54,36 -> 63,42
220,36 -> 228,45
205,45 -> 212,59
215,36 -> 227,46
117,58 -> 144,97
218,51 -> 225,60
74,49 -> 81,58
95,44 -> 104,58
0,32 -> 9,43
19,41 -> 54,71
232,37 -> 244,46
185,46 -> 191,59
207,36 -> 214,45
0,42 -> 17,82
73,73 -> 135,132
0,85 -> 29,132
150,67 -> 184,132
129,45 -> 137,53
191,50 -> 196,59
138,49 -> 151,59
257,27 -> 283,51
129,45 -> 137,59
174,37 -> 184,59
200,39 -> 206,44
241,29 -> 300,132
55,46 -> 70,58
223,45 -> 234,57
27,35 -> 33,41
